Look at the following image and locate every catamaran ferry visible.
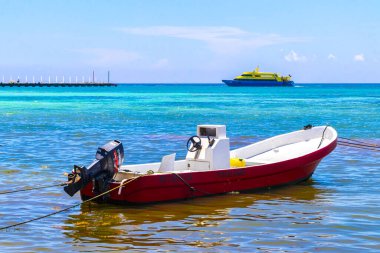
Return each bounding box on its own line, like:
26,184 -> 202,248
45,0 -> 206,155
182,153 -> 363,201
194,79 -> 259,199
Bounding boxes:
223,67 -> 294,87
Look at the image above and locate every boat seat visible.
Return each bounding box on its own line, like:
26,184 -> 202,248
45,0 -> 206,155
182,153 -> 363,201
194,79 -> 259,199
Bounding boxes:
158,153 -> 176,173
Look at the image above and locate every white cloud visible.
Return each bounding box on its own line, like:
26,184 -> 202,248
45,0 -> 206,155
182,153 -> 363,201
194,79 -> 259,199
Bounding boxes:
327,53 -> 336,60
153,58 -> 169,69
119,26 -> 248,41
75,48 -> 141,66
284,50 -> 307,62
117,26 -> 307,54
353,53 -> 365,62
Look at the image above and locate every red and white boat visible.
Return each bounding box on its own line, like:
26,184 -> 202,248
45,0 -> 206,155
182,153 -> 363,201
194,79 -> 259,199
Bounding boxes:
64,125 -> 337,204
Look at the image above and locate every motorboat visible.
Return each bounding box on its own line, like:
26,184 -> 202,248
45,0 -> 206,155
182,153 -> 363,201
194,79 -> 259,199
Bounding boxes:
63,125 -> 337,204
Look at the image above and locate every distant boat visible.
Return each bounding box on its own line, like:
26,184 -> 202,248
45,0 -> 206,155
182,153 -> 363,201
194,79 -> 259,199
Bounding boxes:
223,67 -> 294,87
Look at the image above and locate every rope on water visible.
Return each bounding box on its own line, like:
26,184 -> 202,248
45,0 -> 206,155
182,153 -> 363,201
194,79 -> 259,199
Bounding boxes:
0,176 -> 141,231
338,140 -> 380,149
338,137 -> 379,152
338,142 -> 380,152
0,182 -> 67,195
338,137 -> 379,147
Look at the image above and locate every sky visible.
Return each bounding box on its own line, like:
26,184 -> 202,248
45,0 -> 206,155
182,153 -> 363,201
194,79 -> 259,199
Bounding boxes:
1,0 -> 380,83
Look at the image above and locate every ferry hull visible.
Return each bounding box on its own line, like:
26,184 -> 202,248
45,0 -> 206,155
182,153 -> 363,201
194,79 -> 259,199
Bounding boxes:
223,79 -> 294,87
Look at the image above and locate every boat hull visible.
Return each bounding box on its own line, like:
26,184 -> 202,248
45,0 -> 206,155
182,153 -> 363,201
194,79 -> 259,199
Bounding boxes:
80,138 -> 336,204
222,79 -> 294,87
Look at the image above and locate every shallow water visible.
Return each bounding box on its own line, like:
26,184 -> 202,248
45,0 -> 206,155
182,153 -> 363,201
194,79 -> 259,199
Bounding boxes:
0,84 -> 379,252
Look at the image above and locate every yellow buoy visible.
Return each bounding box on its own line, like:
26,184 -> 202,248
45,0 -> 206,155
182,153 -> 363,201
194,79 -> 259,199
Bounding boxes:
230,158 -> 246,168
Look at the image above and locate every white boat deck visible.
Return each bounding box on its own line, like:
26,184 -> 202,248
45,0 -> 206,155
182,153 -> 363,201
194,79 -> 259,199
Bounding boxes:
118,126 -> 337,177
244,138 -> 322,165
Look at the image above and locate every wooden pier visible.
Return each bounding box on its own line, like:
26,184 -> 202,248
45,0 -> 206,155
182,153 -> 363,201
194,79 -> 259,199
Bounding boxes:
0,82 -> 117,87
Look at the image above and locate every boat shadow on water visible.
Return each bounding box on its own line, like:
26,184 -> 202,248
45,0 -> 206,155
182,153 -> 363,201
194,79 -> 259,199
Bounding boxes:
61,180 -> 333,247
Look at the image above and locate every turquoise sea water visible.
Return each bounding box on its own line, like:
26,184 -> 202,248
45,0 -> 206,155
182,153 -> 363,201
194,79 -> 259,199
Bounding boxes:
0,83 -> 379,252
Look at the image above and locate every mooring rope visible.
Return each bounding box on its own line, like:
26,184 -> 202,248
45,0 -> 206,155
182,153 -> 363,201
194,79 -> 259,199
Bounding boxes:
339,137 -> 379,147
172,173 -> 210,195
317,126 -> 329,149
338,137 -> 379,152
338,142 -> 380,152
0,182 -> 67,195
338,140 -> 380,149
0,176 -> 141,231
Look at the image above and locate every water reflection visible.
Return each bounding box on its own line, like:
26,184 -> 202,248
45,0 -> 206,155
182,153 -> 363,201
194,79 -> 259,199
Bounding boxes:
62,181 -> 331,251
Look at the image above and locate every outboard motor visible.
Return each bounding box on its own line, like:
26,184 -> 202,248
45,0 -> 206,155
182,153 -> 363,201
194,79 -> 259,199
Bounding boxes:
64,140 -> 124,197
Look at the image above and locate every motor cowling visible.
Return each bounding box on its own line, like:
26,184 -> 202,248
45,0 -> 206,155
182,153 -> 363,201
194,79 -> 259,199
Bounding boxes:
64,140 -> 124,197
